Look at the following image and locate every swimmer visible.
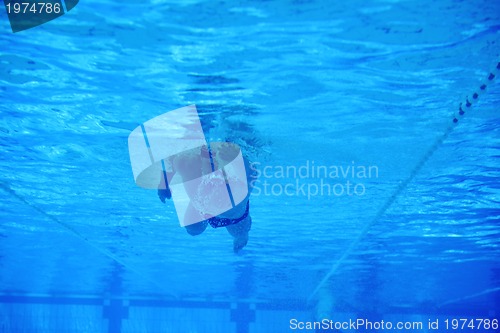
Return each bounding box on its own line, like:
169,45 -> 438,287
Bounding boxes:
158,143 -> 256,252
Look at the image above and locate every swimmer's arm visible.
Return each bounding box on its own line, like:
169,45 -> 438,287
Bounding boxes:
158,170 -> 173,203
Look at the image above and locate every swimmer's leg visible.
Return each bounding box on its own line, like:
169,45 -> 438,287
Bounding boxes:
226,215 -> 252,252
185,221 -> 208,236
184,202 -> 208,236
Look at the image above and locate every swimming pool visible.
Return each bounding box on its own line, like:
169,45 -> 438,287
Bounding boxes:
0,0 -> 499,332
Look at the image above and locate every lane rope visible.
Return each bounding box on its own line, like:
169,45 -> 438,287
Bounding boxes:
308,59 -> 500,302
0,181 -> 178,299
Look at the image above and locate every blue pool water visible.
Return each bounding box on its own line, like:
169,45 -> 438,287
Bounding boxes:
0,0 -> 499,332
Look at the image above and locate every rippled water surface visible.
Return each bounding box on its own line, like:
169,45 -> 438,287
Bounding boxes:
1,0 -> 499,318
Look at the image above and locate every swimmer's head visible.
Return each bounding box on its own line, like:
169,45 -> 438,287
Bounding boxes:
209,142 -> 241,167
